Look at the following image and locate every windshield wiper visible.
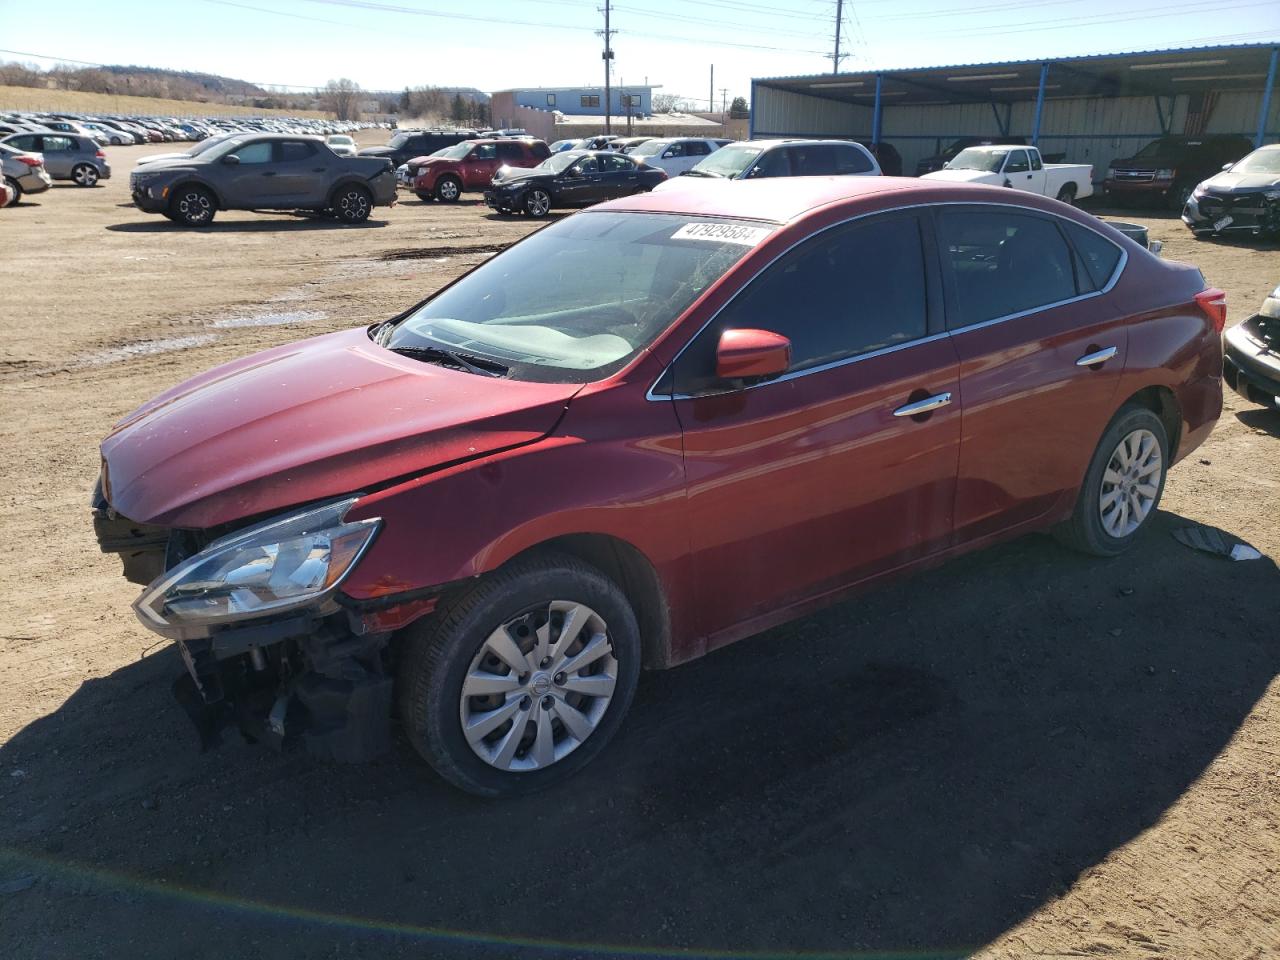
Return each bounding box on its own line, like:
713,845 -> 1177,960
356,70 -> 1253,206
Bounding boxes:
391,345 -> 510,378
682,170 -> 721,178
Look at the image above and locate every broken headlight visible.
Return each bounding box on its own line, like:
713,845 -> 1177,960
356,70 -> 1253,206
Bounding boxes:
134,498 -> 380,634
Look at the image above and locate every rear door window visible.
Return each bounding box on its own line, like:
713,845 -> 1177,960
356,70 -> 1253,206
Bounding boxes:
276,141 -> 315,162
495,143 -> 523,163
1062,221 -> 1124,292
936,209 -> 1081,328
834,145 -> 874,174
673,214 -> 930,393
791,146 -> 836,175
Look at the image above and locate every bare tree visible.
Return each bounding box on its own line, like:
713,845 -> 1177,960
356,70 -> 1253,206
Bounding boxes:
651,92 -> 681,114
323,78 -> 361,121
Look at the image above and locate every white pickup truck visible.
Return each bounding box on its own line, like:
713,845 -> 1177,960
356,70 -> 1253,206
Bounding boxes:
921,145 -> 1094,204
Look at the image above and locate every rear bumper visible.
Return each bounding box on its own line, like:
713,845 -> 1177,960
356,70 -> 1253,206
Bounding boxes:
17,169 -> 52,194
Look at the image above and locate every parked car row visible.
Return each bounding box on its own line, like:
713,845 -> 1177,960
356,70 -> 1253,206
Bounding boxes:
0,109 -> 378,146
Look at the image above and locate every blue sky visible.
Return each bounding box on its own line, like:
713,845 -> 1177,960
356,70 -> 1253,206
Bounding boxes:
1,0 -> 1277,107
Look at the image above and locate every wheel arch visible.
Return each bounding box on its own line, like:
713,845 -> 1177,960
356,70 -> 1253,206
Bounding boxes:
496,533 -> 674,671
167,177 -> 225,209
327,176 -> 373,206
1120,384 -> 1181,458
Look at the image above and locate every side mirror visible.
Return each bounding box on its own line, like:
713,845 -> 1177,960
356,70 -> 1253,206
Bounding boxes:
1221,162 -> 1233,171
222,154 -> 241,165
716,329 -> 791,382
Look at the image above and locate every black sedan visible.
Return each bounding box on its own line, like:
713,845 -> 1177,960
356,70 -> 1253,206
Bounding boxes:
484,150 -> 666,217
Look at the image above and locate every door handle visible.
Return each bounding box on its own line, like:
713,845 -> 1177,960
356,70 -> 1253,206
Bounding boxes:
1075,346 -> 1117,367
893,392 -> 952,417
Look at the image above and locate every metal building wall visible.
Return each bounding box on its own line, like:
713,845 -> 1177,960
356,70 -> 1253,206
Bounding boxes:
752,84 -> 872,138
755,84 -> 1275,180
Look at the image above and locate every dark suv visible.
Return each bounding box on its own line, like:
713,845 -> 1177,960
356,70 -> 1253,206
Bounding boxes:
359,130 -> 477,169
1104,135 -> 1254,210
413,138 -> 550,202
129,134 -> 397,226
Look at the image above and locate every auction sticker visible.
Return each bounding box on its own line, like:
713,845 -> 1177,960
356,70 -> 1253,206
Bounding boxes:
672,222 -> 772,246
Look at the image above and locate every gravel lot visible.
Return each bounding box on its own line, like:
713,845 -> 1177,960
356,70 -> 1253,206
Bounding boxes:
1,136 -> 1278,960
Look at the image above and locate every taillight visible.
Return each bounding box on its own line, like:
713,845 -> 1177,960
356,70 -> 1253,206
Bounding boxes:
1195,287 -> 1227,333
17,155 -> 41,168
95,150 -> 106,159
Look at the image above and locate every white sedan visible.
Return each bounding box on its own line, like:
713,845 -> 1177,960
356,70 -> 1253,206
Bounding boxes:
326,135 -> 358,158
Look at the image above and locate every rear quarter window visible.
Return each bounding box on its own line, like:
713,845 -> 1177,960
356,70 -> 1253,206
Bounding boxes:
1063,221 -> 1123,291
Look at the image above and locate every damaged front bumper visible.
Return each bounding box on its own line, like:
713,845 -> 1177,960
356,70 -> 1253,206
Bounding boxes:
1183,191 -> 1280,236
92,482 -> 439,762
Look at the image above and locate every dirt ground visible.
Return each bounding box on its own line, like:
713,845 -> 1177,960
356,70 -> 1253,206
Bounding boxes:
1,136 -> 1278,960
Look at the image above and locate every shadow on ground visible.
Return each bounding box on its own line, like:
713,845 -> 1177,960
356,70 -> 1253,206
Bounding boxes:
105,218 -> 390,233
2,511 -> 1278,960
1237,404 -> 1280,437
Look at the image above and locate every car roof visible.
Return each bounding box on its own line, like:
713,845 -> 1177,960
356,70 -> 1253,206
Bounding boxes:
594,176 -> 1063,224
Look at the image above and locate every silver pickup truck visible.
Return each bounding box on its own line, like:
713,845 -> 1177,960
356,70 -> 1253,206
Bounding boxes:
129,133 -> 396,226
921,145 -> 1094,205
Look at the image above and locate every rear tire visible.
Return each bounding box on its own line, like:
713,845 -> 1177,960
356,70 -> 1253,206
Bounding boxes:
168,185 -> 216,226
332,184 -> 372,223
397,553 -> 641,797
1168,182 -> 1193,212
1054,405 -> 1169,557
71,163 -> 99,187
1055,183 -> 1077,205
414,191 -> 433,203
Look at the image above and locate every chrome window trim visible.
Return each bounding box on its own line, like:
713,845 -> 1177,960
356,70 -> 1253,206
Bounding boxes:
645,199 -> 1129,401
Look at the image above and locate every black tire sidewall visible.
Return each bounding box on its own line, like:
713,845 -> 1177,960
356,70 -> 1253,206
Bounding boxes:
170,186 -> 214,226
334,185 -> 371,223
1076,406 -> 1170,556
403,558 -> 641,797
524,189 -> 551,217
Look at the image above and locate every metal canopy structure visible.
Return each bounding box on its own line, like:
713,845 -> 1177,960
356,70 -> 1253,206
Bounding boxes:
753,43 -> 1280,148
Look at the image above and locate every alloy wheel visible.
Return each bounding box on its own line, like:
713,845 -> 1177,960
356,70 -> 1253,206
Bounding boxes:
178,190 -> 212,225
438,179 -> 460,201
338,188 -> 370,220
459,601 -> 618,772
1099,428 -> 1162,538
73,165 -> 98,186
526,190 -> 551,217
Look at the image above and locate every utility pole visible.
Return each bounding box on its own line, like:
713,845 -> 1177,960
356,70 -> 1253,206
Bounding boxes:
709,64 -> 714,113
599,0 -> 615,134
720,87 -> 729,120
831,0 -> 844,74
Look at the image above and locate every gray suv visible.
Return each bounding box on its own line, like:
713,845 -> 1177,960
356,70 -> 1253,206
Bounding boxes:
129,134 -> 397,226
1,132 -> 110,186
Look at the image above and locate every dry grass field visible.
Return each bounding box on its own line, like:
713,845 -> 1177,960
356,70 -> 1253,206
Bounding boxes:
0,85 -> 328,118
0,134 -> 1277,960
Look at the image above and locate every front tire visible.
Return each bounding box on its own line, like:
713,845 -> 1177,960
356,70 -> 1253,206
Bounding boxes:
1055,405 -> 1169,557
332,184 -> 372,223
398,553 -> 641,797
71,163 -> 99,187
523,188 -> 552,218
168,185 -> 216,226
434,176 -> 462,202
4,176 -> 21,203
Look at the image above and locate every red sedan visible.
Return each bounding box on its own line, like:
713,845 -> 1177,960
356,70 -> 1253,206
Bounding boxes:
94,177 -> 1224,795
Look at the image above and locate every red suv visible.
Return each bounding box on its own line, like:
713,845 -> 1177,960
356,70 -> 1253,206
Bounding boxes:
413,138 -> 550,202
95,178 -> 1223,796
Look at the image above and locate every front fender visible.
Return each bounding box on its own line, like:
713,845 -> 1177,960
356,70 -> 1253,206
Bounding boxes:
340,385 -> 700,659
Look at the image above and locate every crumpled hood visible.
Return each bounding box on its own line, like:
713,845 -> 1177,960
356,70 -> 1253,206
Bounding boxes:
920,169 -> 1000,184
1199,170 -> 1280,193
492,166 -> 549,186
100,328 -> 580,529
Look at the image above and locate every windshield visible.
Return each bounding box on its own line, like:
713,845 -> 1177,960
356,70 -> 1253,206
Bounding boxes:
629,140 -> 668,157
537,152 -> 580,172
382,212 -> 771,383
437,142 -> 472,160
204,136 -> 250,160
690,144 -> 762,178
188,133 -> 234,156
328,135 -> 353,145
1230,148 -> 1280,175
948,148 -> 1007,172
1135,137 -> 1191,159
388,132 -> 414,148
